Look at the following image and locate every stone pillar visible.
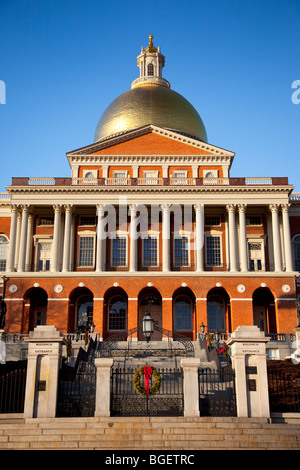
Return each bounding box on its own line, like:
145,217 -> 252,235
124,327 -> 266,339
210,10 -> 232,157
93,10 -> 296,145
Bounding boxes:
51,205 -> 62,272
194,203 -> 204,272
227,325 -> 270,418
161,204 -> 170,272
94,358 -> 114,417
62,204 -> 73,272
269,204 -> 283,272
129,204 -> 138,272
226,204 -> 237,272
23,325 -> 66,418
96,204 -> 106,272
238,204 -> 248,272
281,204 -> 293,272
6,205 -> 18,272
17,205 -> 29,272
181,358 -> 201,417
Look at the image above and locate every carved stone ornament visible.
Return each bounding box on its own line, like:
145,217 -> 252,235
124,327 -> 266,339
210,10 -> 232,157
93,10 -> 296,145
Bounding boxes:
237,284 -> 246,293
8,284 -> 17,294
54,284 -> 63,293
282,284 -> 291,293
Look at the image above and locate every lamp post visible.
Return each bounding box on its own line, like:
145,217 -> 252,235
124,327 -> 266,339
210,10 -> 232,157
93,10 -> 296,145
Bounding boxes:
142,309 -> 154,343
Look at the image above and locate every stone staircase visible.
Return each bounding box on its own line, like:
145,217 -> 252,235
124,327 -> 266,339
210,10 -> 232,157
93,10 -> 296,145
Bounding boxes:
0,415 -> 300,450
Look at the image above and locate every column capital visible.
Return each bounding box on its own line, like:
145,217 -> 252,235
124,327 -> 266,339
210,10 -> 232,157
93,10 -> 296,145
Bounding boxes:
129,203 -> 139,214
237,203 -> 247,212
281,203 -> 291,213
226,204 -> 236,213
53,204 -> 62,212
63,204 -> 73,212
161,203 -> 170,212
269,203 -> 279,213
194,203 -> 204,212
20,204 -> 30,212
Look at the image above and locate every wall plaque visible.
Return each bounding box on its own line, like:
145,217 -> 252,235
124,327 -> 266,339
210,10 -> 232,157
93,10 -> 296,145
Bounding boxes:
248,379 -> 256,391
38,380 -> 46,391
246,366 -> 257,374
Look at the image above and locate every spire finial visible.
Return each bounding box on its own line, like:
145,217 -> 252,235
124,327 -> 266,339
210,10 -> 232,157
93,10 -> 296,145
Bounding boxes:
145,34 -> 157,53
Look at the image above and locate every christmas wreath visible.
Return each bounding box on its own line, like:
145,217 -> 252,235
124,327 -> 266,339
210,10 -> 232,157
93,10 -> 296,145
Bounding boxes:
133,365 -> 161,396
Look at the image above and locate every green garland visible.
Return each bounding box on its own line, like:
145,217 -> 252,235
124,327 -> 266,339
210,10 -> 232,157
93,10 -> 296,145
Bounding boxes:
133,366 -> 161,396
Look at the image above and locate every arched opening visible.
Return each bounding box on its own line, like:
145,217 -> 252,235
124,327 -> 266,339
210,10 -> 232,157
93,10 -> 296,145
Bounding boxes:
138,287 -> 162,341
173,287 -> 196,340
147,63 -> 154,76
68,287 -> 94,333
0,235 -> 9,272
25,287 -> 48,332
252,287 -> 276,334
207,287 -> 231,333
103,287 -> 128,340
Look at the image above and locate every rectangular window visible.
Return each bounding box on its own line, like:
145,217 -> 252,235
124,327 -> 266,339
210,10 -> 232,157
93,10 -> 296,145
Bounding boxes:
79,236 -> 94,267
79,216 -> 96,226
112,236 -> 127,267
38,216 -> 54,226
174,236 -> 189,266
143,236 -> 158,266
246,216 -> 262,225
206,236 -> 221,266
205,216 -> 221,226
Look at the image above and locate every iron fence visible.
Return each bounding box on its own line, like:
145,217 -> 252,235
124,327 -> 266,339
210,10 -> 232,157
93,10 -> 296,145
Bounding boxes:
268,368 -> 300,413
0,364 -> 27,413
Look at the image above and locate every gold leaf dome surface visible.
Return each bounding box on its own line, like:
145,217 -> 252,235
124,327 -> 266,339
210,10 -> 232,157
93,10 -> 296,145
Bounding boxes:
94,85 -> 207,143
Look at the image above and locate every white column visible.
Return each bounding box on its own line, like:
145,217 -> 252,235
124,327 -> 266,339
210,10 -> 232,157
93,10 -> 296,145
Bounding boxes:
238,204 -> 248,272
94,358 -> 114,417
62,204 -> 73,272
269,204 -> 283,272
161,204 -> 171,272
51,205 -> 62,272
14,210 -> 22,270
96,204 -> 106,272
281,204 -> 293,272
226,204 -> 237,272
194,203 -> 204,272
129,204 -> 138,272
25,213 -> 34,272
6,205 -> 18,272
17,205 -> 29,272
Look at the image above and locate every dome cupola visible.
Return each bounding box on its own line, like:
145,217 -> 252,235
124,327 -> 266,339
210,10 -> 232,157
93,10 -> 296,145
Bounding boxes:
94,35 -> 207,143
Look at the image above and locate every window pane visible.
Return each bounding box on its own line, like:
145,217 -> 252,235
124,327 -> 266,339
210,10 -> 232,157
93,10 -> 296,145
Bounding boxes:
174,297 -> 192,330
293,235 -> 300,271
77,296 -> 93,329
109,297 -> 126,330
206,236 -> 221,266
0,236 -> 8,271
174,237 -> 189,266
207,296 -> 225,330
112,236 -> 126,266
143,237 -> 158,266
79,237 -> 94,266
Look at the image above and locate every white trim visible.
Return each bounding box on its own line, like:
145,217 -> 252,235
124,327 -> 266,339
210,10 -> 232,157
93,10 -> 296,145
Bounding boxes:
4,298 -> 24,301
47,298 -> 69,301
275,298 -> 296,302
230,298 -> 253,301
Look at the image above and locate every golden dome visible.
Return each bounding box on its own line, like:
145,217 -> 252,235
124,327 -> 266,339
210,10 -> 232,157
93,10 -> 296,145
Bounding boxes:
94,85 -> 207,142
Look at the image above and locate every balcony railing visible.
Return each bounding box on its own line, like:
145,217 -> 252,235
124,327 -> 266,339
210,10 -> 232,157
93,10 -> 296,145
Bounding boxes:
10,176 -> 290,187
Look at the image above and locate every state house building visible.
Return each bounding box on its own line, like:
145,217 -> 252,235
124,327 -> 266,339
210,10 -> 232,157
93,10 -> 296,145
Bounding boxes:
0,36 -> 300,358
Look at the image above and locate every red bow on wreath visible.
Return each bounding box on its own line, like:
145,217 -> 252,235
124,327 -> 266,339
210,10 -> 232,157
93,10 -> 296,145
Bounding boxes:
143,366 -> 153,395
216,342 -> 226,354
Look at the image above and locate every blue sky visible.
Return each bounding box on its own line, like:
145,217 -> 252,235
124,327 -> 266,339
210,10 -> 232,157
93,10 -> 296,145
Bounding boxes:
0,0 -> 299,192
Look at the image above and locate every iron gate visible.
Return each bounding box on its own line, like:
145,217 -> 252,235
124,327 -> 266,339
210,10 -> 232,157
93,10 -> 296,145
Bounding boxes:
0,362 -> 27,413
198,367 -> 237,417
56,361 -> 96,417
111,367 -> 184,417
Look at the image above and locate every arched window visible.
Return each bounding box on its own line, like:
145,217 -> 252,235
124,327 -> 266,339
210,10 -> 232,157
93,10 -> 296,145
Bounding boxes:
76,295 -> 93,330
293,235 -> 300,271
207,295 -> 226,331
174,296 -> 193,330
0,235 -> 8,271
108,296 -> 127,330
147,63 -> 154,76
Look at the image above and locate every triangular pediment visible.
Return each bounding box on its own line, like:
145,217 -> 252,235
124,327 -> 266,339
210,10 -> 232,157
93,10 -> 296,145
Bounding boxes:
66,125 -> 235,158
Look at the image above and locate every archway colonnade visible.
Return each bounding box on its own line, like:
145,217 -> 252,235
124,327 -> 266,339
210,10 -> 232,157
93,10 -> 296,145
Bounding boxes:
20,284 -> 281,341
